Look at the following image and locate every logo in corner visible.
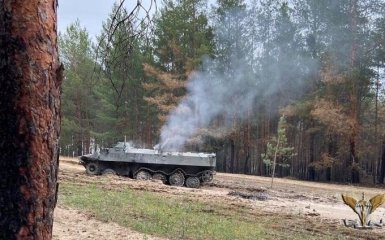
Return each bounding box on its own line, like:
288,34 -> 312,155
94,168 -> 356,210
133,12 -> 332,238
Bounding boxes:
341,193 -> 385,229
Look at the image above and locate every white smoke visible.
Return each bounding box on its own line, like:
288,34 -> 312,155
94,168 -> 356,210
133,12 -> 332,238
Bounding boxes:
159,7 -> 318,151
159,59 -> 254,150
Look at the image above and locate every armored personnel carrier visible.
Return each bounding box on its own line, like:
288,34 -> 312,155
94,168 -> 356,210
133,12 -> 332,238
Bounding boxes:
80,142 -> 216,188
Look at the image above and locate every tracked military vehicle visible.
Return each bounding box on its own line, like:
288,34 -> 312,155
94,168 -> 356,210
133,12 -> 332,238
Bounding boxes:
80,142 -> 216,188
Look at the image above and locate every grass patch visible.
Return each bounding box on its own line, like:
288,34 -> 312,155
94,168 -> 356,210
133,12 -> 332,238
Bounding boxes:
60,183 -> 265,239
58,182 -> 378,240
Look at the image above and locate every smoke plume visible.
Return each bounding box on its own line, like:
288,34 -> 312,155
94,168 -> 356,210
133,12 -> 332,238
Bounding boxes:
159,7 -> 318,151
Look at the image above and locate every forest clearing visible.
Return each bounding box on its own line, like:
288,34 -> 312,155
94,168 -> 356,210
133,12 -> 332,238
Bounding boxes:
2,0 -> 385,238
53,157 -> 385,240
53,2 -> 385,238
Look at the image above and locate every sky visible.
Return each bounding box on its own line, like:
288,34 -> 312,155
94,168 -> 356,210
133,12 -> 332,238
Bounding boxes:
58,0 -> 113,38
58,0 -> 153,40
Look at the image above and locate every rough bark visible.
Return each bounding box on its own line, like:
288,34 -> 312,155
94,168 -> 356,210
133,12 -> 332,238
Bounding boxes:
0,0 -> 61,239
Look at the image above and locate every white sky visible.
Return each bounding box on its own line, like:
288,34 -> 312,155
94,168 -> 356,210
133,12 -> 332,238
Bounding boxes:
58,0 -> 153,40
58,0 -> 113,38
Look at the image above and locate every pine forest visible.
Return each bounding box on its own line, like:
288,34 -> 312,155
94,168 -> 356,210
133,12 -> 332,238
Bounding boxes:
59,0 -> 385,184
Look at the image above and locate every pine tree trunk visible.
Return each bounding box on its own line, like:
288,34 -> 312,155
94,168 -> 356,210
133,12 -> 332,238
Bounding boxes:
374,65 -> 380,184
349,0 -> 360,184
244,147 -> 250,174
379,139 -> 385,184
271,134 -> 281,188
230,139 -> 235,173
308,131 -> 315,181
0,1 -> 61,238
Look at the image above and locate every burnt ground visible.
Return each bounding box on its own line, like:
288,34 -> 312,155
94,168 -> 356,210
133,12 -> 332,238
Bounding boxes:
54,157 -> 385,239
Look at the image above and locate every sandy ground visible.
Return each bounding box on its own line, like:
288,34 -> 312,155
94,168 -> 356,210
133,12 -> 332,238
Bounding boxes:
211,173 -> 385,224
53,207 -> 165,240
53,158 -> 166,240
54,157 -> 385,239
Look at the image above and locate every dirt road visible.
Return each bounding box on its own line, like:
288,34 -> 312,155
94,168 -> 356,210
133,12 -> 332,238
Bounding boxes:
54,157 -> 385,239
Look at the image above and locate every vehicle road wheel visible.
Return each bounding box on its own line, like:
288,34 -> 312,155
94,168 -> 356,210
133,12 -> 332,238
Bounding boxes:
86,162 -> 100,175
169,171 -> 185,187
135,170 -> 151,180
201,171 -> 213,183
102,168 -> 116,175
185,176 -> 200,188
152,173 -> 167,184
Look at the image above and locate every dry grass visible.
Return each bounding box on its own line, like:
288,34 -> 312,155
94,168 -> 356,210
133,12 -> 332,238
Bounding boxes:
57,158 -> 385,240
